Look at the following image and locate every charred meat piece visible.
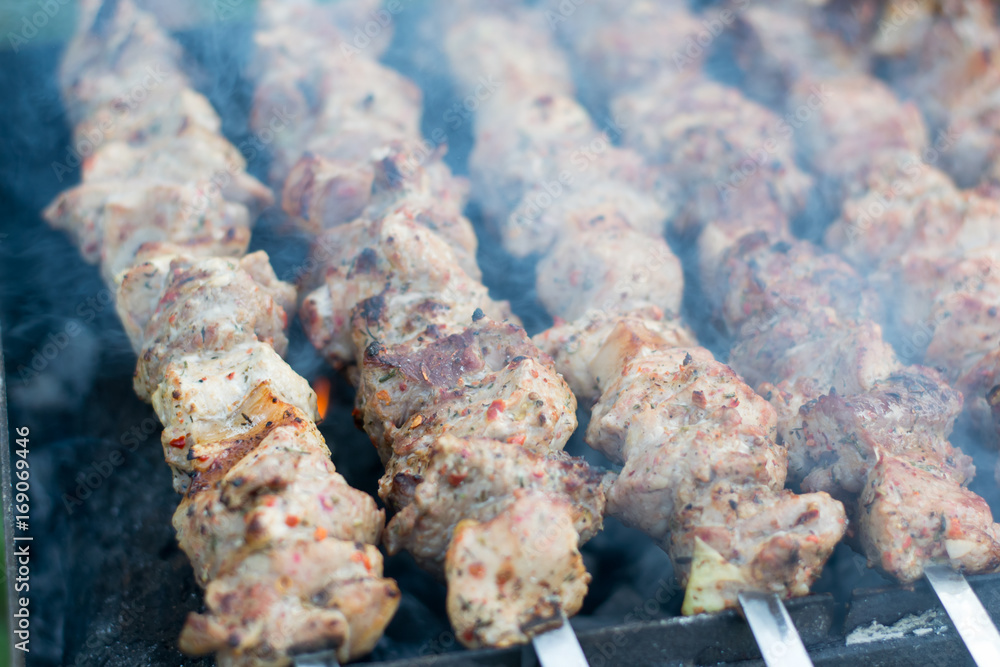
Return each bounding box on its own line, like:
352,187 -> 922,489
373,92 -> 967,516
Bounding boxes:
788,370 -> 973,497
298,211 -> 512,369
383,436 -> 606,577
357,317 -> 578,464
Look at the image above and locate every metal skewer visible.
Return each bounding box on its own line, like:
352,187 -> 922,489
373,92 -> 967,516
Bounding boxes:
924,565 -> 1000,666
739,592 -> 814,667
293,650 -> 340,667
530,611 -> 590,667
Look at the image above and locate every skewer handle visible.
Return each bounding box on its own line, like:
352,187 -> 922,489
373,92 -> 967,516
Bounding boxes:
738,592 -> 814,667
531,612 -> 590,667
925,564 -> 1000,666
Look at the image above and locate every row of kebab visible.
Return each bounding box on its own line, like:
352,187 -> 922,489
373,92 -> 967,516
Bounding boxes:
38,0 -> 1000,664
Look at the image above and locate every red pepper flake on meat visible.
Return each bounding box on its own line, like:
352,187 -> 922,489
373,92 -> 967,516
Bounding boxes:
285,515 -> 300,527
486,399 -> 505,421
468,562 -> 486,578
376,389 -> 392,404
314,527 -> 327,541
351,550 -> 373,572
506,433 -> 526,446
448,471 -> 468,486
168,436 -> 186,449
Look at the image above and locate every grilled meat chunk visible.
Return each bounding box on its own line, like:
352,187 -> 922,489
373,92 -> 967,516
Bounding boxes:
151,345 -> 317,492
357,317 -> 578,464
43,181 -> 253,282
117,253 -> 295,400
730,5 -> 870,107
790,74 -> 927,184
174,388 -> 381,584
532,306 -> 697,403
787,370 -> 973,496
717,233 -> 1000,582
445,494 -> 589,649
299,212 -> 513,369
612,75 -> 813,235
81,126 -> 274,214
824,153 -> 1000,445
383,435 -> 605,576
179,538 -> 399,666
536,218 -> 683,323
558,316 -> 847,608
861,454 -> 1000,582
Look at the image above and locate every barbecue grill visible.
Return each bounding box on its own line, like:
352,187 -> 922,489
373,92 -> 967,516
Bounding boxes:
3,1 -> 1000,666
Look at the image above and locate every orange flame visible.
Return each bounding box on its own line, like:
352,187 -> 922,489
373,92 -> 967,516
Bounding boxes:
312,376 -> 331,422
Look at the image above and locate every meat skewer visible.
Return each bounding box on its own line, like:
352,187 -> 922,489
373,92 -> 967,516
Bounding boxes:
868,0 -> 1000,189
43,1 -> 400,664
553,0 -> 1000,582
545,2 -> 1000,659
250,0 -> 608,653
725,6 -> 1000,661
432,1 -> 846,625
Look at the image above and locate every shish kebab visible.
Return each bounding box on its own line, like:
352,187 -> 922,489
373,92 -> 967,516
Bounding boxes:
433,0 -> 847,628
726,5 -> 1000,659
725,0 -> 1000,572
556,0 -> 1000,659
729,0 -> 1000,456
805,2 -> 1000,460
250,0 -> 609,652
42,1 -> 400,665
